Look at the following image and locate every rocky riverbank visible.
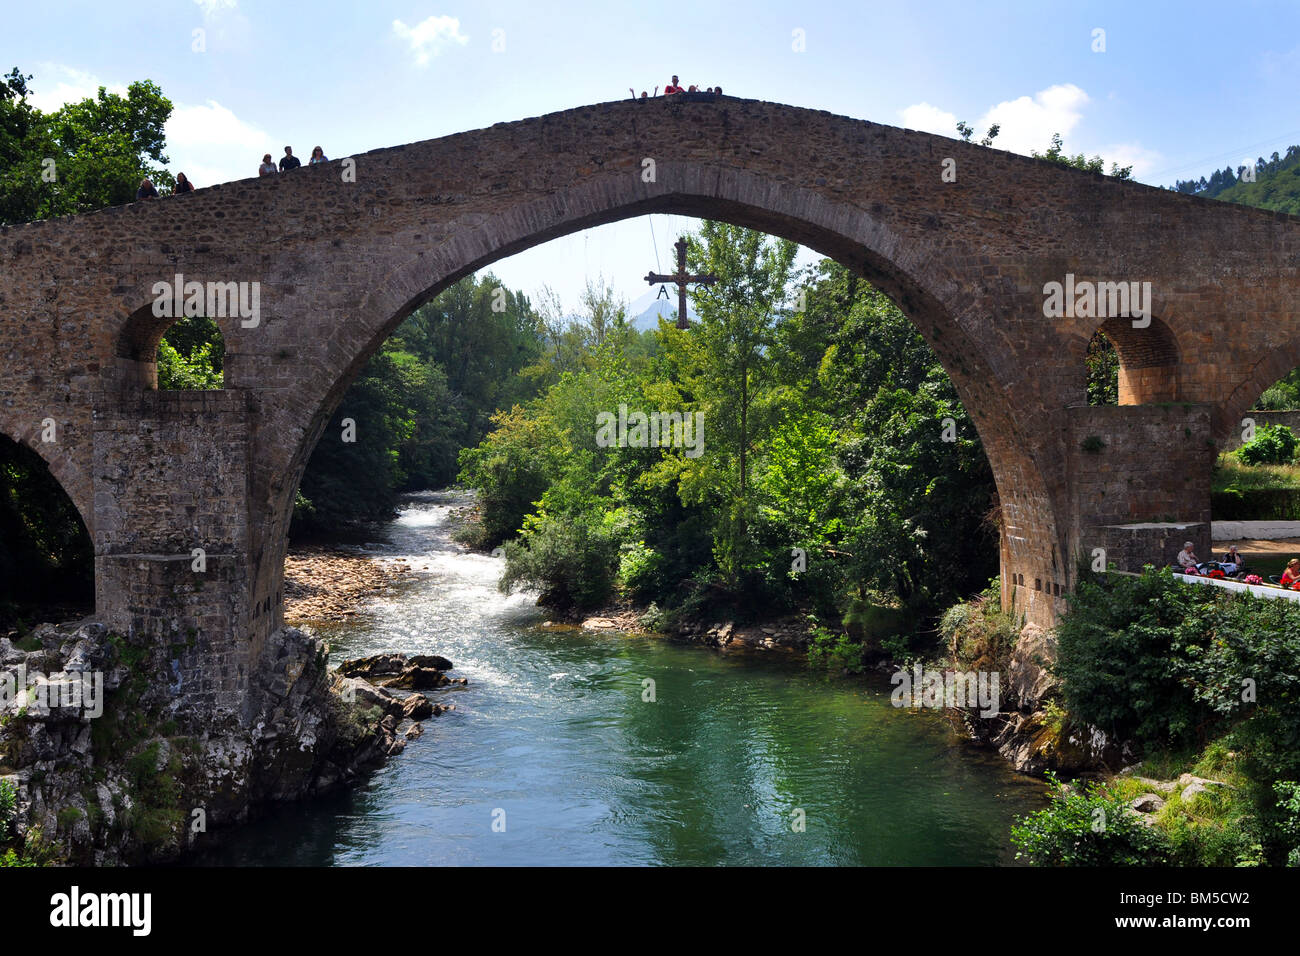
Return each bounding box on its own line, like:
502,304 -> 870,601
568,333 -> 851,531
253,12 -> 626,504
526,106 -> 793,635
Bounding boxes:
564,600 -> 812,652
284,548 -> 413,623
0,617 -> 462,865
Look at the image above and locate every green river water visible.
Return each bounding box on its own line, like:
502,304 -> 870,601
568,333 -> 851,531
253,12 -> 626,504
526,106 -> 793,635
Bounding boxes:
195,490 -> 1048,866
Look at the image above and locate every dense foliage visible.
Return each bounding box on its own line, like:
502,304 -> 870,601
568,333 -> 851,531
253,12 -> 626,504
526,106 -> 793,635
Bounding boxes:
1052,567 -> 1300,864
1,67 -> 174,225
291,276 -> 544,535
458,223 -> 999,633
1012,773 -> 1174,866
1172,144 -> 1300,212
1236,421 -> 1298,466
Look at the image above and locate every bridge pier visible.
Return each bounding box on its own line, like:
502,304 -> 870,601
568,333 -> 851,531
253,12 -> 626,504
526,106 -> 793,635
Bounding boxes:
90,388 -> 263,723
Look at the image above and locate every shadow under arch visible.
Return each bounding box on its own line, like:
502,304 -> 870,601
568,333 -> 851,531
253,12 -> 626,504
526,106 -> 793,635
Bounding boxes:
0,431 -> 94,623
264,173 -> 1074,627
1081,315 -> 1181,406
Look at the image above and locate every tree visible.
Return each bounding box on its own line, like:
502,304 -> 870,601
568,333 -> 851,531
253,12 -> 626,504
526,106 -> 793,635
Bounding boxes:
956,121 -> 1000,146
0,71 -> 174,225
672,222 -> 797,585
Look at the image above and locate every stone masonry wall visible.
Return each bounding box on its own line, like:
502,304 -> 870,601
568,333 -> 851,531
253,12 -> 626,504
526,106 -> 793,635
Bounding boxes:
1067,404 -> 1214,573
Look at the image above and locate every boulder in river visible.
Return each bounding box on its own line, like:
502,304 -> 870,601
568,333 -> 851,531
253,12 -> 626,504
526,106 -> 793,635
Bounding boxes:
402,694 -> 435,720
409,653 -> 454,671
387,665 -> 449,690
337,653 -> 411,679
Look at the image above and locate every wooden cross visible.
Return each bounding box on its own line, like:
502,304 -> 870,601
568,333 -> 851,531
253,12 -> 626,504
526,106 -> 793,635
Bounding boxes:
644,237 -> 717,329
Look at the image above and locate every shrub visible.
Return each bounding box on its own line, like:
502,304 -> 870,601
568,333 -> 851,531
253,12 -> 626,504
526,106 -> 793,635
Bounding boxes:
806,615 -> 864,673
0,779 -> 15,843
499,514 -> 621,610
1012,773 -> 1173,865
1238,422 -> 1298,465
1054,568 -> 1205,748
943,582 -> 1019,674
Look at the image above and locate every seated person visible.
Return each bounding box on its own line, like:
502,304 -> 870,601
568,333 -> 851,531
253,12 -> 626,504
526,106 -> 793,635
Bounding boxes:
1281,558 -> 1300,587
1219,545 -> 1244,574
1176,541 -> 1198,570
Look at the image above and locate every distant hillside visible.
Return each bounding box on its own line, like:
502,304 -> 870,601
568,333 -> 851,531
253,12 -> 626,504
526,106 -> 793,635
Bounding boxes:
627,287 -> 698,330
1171,144 -> 1300,214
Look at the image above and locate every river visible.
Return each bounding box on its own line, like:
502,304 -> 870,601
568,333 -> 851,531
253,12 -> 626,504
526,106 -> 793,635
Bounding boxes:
197,490 -> 1048,866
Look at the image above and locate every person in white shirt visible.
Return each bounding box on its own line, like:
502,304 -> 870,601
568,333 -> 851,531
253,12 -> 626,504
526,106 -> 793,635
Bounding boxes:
1177,542 -> 1198,569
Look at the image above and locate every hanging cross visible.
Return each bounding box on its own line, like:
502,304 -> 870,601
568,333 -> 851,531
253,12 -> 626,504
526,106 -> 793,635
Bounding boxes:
644,237 -> 716,329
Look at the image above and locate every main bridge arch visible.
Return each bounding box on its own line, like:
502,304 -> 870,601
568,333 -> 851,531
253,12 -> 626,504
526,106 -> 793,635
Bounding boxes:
266,173 -> 1064,638
4,95 -> 1300,718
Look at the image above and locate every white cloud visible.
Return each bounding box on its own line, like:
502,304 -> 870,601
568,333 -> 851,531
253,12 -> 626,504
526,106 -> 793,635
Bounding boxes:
898,83 -> 1148,164
164,99 -> 273,186
26,64 -> 127,113
979,83 -> 1089,155
392,15 -> 469,66
193,0 -> 238,18
898,101 -> 957,136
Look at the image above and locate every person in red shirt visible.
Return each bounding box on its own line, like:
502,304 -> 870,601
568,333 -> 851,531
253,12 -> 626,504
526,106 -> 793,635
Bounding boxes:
1281,558 -> 1300,587
665,75 -> 684,94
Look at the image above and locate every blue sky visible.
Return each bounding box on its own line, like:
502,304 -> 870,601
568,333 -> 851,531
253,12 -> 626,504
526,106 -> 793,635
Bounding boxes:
6,0 -> 1300,313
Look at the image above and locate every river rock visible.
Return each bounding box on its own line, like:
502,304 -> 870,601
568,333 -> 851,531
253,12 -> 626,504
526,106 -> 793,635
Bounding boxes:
1131,793 -> 1166,813
405,722 -> 424,739
386,664 -> 449,690
337,653 -> 409,679
402,694 -> 435,720
1005,623 -> 1058,710
409,654 -> 454,671
338,677 -> 406,718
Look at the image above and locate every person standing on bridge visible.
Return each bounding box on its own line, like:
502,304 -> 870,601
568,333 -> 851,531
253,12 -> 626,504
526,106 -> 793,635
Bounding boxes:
309,146 -> 328,165
173,172 -> 195,194
279,146 -> 302,172
259,153 -> 277,177
665,75 -> 685,94
135,178 -> 158,200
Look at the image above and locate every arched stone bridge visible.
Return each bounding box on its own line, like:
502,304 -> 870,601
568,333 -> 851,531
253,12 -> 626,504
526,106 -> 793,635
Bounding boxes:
2,96 -> 1297,718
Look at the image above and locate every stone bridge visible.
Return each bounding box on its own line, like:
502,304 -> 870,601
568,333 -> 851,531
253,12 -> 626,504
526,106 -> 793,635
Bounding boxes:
2,96 -> 1298,720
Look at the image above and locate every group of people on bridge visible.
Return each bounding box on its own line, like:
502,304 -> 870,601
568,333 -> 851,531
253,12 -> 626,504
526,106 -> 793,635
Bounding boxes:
135,172 -> 194,200
259,145 -> 328,177
132,143 -> 333,201
630,75 -> 724,100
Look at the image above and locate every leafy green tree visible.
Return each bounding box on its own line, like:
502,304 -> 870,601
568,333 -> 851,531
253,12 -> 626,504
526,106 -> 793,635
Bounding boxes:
156,316 -> 224,389
671,222 -> 797,586
0,70 -> 174,225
